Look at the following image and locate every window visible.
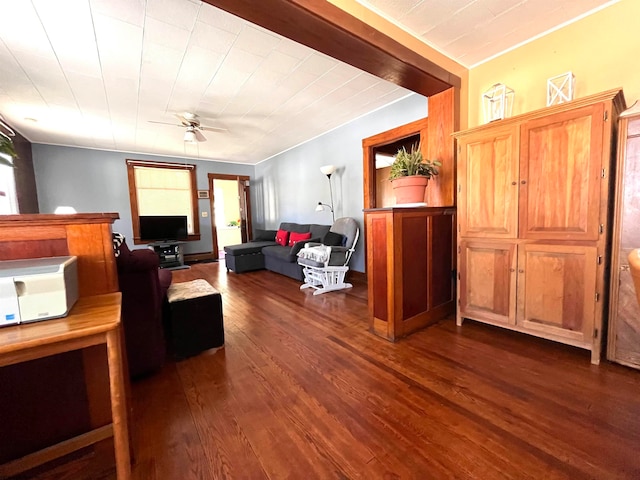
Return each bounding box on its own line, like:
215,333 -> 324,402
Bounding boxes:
0,158 -> 18,214
126,160 -> 200,244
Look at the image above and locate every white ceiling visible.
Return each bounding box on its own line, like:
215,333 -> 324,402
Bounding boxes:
0,0 -> 617,165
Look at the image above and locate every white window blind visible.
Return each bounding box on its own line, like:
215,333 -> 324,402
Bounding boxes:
134,166 -> 194,234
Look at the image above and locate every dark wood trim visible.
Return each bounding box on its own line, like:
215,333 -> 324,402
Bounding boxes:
204,0 -> 459,97
207,173 -> 252,258
10,127 -> 39,214
363,118 -> 429,210
184,252 -> 218,264
362,88 -> 457,210
126,160 -> 201,245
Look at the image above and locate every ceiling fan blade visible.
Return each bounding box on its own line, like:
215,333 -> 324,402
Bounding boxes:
148,120 -> 182,127
194,129 -> 207,142
175,112 -> 201,126
200,125 -> 227,133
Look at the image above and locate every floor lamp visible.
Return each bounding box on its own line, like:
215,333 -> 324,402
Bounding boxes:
316,164 -> 336,222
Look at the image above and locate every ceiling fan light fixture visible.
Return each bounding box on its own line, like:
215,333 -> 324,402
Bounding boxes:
184,128 -> 197,143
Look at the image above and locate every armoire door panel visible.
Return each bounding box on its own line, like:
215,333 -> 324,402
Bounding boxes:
458,126 -> 519,238
608,106 -> 640,368
520,104 -> 604,240
460,240 -> 516,325
517,244 -> 597,342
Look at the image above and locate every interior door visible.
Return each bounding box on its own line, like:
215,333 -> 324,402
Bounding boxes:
208,174 -> 252,259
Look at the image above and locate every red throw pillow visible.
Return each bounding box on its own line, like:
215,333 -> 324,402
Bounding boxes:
288,231 -> 312,246
275,229 -> 289,246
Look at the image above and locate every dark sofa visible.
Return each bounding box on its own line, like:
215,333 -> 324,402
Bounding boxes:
115,237 -> 172,378
224,222 -> 330,281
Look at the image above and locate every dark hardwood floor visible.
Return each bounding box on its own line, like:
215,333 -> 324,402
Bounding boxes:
25,261 -> 640,479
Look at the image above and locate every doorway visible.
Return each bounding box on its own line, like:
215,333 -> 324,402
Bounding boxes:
208,173 -> 252,260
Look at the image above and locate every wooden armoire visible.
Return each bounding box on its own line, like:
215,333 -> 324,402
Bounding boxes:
454,89 -> 625,364
608,101 -> 640,369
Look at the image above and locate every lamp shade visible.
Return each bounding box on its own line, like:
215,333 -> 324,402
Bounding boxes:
315,202 -> 324,212
320,164 -> 336,176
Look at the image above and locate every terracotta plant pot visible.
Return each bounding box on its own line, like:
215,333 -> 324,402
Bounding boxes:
391,175 -> 429,204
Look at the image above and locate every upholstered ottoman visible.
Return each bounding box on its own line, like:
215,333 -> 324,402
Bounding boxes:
165,279 -> 224,359
223,241 -> 275,273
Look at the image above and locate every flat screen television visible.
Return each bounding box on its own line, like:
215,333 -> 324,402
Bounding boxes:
139,215 -> 188,242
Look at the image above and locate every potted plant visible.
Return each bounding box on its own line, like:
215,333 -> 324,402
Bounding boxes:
389,142 -> 441,204
0,135 -> 18,167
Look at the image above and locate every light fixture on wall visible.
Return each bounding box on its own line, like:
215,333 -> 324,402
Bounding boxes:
184,127 -> 197,143
317,164 -> 336,222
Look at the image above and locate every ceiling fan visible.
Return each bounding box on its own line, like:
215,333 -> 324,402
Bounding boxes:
149,112 -> 227,143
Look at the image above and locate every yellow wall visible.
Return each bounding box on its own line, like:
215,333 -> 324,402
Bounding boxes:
468,0 -> 640,127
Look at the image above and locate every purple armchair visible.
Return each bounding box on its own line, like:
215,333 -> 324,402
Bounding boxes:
115,238 -> 172,378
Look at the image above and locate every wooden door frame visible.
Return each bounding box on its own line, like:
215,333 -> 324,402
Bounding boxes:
207,173 -> 252,258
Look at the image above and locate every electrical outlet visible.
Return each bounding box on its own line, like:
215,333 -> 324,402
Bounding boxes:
201,211 -> 208,218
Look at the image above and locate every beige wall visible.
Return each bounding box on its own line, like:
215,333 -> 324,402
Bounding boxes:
467,0 -> 640,127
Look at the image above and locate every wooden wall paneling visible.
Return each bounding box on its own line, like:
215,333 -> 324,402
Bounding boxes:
362,87 -> 457,210
0,239 -> 68,260
0,351 -> 90,464
366,207 -> 455,341
401,214 -> 428,320
363,117 -> 429,210
366,213 -> 390,338
608,103 -> 640,368
0,213 -> 120,470
425,87 -> 457,207
66,223 -> 119,297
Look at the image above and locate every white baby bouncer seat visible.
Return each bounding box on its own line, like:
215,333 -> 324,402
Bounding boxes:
297,217 -> 359,295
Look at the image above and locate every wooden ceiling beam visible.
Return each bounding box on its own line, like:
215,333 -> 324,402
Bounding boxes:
203,0 -> 460,97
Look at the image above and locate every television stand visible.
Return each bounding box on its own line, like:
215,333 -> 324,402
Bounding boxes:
149,242 -> 188,270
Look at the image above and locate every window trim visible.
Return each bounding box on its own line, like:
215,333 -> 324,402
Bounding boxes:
126,159 -> 200,245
